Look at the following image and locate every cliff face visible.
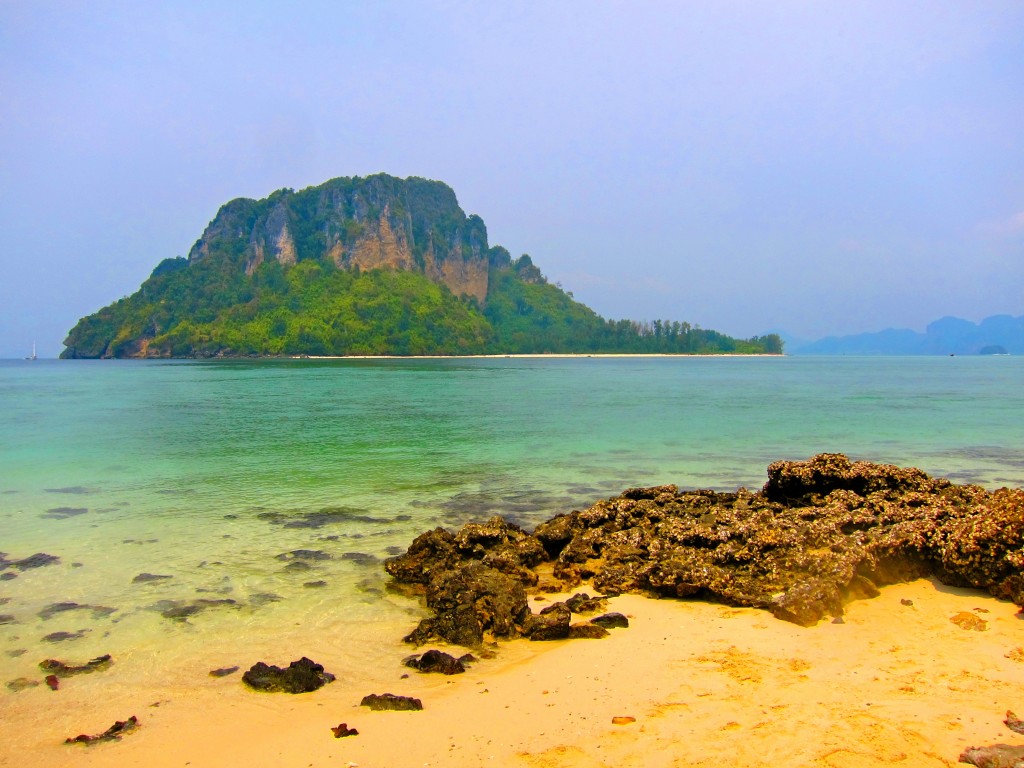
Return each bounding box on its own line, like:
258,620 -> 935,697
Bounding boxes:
187,174 -> 496,304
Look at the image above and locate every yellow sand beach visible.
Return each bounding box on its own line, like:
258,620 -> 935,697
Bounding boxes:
5,577 -> 1023,768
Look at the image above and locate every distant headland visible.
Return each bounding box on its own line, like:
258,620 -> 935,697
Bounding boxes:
60,174 -> 782,359
790,314 -> 1023,355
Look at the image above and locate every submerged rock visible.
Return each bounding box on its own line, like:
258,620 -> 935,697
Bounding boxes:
132,573 -> 173,584
42,507 -> 88,519
12,553 -> 60,570
276,549 -> 332,562
241,657 -> 335,693
360,693 -> 423,711
42,630 -> 88,643
6,677 -> 40,692
38,602 -> 116,620
152,598 -> 238,621
40,655 -> 113,677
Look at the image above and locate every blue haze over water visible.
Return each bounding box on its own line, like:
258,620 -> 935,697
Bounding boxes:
1,356 -> 1023,688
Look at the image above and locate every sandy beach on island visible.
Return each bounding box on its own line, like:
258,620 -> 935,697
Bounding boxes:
5,578 -> 1023,768
297,353 -> 786,360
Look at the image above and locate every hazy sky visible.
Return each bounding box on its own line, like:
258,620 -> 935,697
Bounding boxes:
2,1 -> 1022,357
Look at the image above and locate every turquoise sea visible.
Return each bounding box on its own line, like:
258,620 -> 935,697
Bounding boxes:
2,355 -> 1023,714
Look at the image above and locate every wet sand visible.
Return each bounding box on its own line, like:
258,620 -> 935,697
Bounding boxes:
4,577 -> 1024,767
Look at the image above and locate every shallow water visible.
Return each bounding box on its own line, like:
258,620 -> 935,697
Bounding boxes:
1,355 -> 1022,701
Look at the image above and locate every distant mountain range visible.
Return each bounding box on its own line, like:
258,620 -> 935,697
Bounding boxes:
790,314 -> 1023,355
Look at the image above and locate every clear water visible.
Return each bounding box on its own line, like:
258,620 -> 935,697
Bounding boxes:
1,356 -> 1023,691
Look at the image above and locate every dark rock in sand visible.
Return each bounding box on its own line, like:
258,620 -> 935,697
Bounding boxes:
65,715 -> 139,745
360,693 -> 423,711
960,744 -> 1024,767
0,614 -> 15,625
132,573 -> 173,584
40,655 -> 113,677
0,573 -> 16,581
303,580 -> 328,588
209,666 -> 240,678
283,561 -> 313,572
13,553 -> 60,570
42,630 -> 88,643
526,602 -> 571,641
6,677 -> 40,692
45,674 -> 60,690
242,657 -> 335,693
590,612 -> 629,629
403,649 -> 465,675
402,563 -> 530,647
331,723 -> 359,737
567,623 -> 610,639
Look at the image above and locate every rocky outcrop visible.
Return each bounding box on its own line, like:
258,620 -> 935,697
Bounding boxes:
386,455 -> 1024,642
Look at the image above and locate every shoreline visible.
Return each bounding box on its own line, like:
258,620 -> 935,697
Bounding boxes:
4,454 -> 1024,767
298,353 -> 786,360
5,579 -> 1023,767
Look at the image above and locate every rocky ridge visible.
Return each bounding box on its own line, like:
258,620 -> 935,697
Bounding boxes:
385,454 -> 1024,644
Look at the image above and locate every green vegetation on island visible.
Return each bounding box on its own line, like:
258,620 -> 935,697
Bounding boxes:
62,174 -> 782,358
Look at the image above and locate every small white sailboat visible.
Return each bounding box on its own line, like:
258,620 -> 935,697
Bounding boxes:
26,342 -> 37,361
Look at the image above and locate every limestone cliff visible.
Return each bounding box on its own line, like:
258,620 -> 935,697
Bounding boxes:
186,174 -> 499,304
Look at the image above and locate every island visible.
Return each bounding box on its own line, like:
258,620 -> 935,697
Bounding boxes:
61,174 -> 782,358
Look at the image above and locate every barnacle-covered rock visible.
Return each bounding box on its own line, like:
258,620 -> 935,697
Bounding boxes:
387,454 -> 1024,640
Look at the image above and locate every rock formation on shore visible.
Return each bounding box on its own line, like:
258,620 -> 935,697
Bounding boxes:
385,454 -> 1024,645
